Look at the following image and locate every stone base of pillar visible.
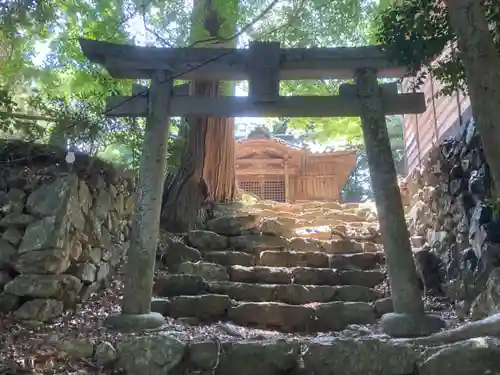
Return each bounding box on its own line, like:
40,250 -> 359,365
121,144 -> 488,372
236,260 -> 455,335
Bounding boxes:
104,312 -> 165,332
381,312 -> 445,338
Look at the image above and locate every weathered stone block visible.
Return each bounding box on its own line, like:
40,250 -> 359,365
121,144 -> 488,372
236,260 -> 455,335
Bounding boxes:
3,189 -> 26,214
150,297 -> 171,316
206,215 -> 259,236
287,237 -> 322,252
69,239 -> 83,261
330,252 -> 384,270
18,216 -> 63,253
97,262 -> 110,281
57,338 -> 96,359
176,261 -> 229,281
160,241 -> 201,269
26,177 -> 74,217
94,188 -> 113,220
191,340 -> 300,375
207,282 -> 276,302
116,333 -> 185,375
123,194 -> 136,216
13,248 -> 71,274
291,267 -> 342,285
259,250 -> 329,268
79,245 -> 102,264
260,218 -> 296,238
418,337 -> 500,375
153,274 -> 207,297
373,297 -> 394,317
229,234 -> 288,251
334,285 -> 381,302
78,180 -> 92,216
323,239 -> 363,254
2,227 -> 23,246
228,302 -> 314,332
95,341 -> 117,366
229,265 -> 292,284
169,294 -> 230,321
14,298 -> 64,322
0,270 -> 12,289
0,213 -> 35,228
313,302 -> 376,331
203,251 -> 255,266
4,274 -> 82,298
291,267 -> 344,286
0,238 -> 18,269
80,282 -> 101,301
73,262 -> 97,282
274,284 -> 338,304
340,270 -> 386,287
303,338 -> 418,375
187,230 -> 229,250
0,292 -> 20,312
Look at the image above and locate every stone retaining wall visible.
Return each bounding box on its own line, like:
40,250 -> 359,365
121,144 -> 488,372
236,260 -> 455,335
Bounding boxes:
0,141 -> 135,321
403,120 -> 500,315
53,332 -> 500,375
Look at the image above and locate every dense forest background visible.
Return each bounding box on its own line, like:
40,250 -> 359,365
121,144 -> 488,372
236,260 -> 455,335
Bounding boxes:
0,0 -> 410,203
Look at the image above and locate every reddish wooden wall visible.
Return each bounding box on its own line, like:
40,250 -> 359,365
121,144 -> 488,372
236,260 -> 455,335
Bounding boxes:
402,74 -> 471,174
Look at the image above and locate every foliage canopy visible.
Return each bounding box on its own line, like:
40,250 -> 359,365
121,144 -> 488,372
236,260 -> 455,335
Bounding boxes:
374,0 -> 500,95
0,0 -> 397,169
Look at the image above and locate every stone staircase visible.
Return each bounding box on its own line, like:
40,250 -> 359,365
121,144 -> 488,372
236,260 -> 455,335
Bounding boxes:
152,200 -> 393,333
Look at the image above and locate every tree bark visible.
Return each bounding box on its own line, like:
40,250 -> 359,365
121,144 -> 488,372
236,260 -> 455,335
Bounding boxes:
444,0 -> 500,192
202,111 -> 236,202
161,80 -> 231,232
161,0 -> 237,232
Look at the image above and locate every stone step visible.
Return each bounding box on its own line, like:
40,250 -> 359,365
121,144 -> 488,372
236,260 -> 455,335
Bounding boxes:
153,272 -> 386,299
228,300 -> 377,332
258,250 -> 384,269
206,281 -> 382,304
153,294 -> 389,333
229,266 -> 386,288
200,250 -> 386,269
203,251 -> 255,266
153,274 -> 207,297
182,335 -> 418,375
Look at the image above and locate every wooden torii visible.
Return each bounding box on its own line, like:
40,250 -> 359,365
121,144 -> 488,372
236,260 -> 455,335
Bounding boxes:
80,39 -> 443,336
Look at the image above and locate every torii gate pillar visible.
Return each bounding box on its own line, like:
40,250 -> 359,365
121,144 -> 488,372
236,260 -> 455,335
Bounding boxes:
355,68 -> 445,337
105,71 -> 173,330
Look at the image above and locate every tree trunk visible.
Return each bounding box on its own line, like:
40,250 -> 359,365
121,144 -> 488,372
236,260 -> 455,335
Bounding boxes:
203,111 -> 236,202
161,81 -> 214,232
445,0 -> 500,191
161,0 -> 237,232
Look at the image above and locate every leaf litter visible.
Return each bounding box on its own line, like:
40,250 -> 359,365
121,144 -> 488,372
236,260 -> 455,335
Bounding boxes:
0,264 -> 459,375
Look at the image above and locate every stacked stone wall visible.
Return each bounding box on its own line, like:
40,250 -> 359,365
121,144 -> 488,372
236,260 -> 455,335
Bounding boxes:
402,120 -> 500,316
0,140 -> 135,321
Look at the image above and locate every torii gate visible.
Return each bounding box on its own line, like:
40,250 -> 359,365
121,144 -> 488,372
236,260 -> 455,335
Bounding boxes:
80,39 -> 444,337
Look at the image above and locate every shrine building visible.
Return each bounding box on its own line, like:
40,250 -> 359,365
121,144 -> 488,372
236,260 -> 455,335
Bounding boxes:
235,127 -> 356,202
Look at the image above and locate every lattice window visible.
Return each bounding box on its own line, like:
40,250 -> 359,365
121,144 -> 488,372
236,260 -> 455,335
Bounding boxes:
239,181 -> 262,197
263,180 -> 285,202
239,180 -> 286,202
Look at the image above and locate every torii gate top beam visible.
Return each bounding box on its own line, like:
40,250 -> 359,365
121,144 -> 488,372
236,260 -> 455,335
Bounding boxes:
79,38 -> 411,81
